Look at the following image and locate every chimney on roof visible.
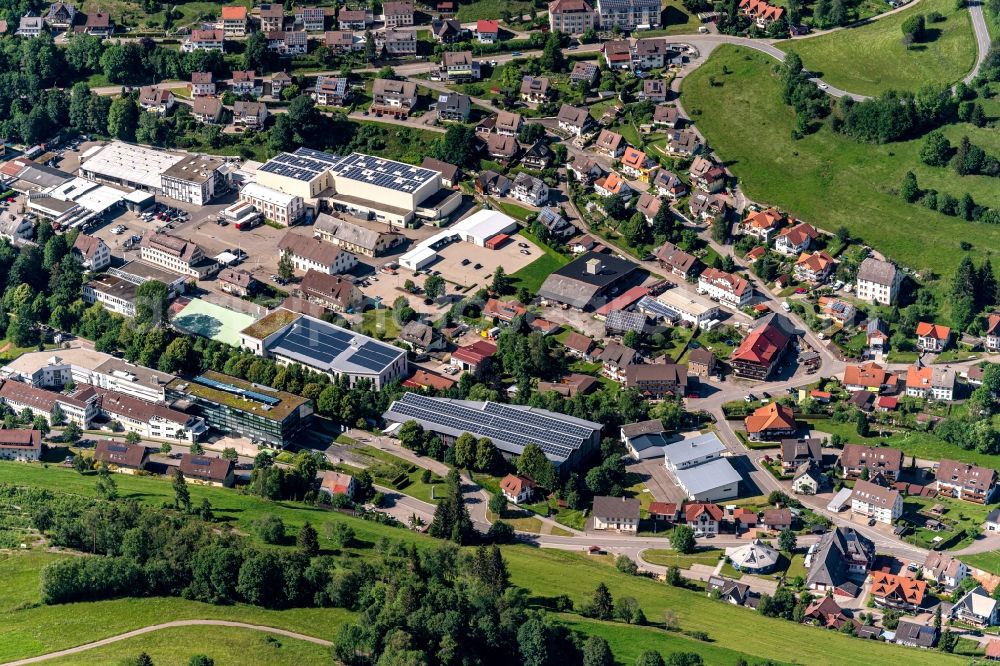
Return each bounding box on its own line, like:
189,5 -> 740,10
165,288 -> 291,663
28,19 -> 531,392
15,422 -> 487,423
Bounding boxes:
585,258 -> 603,275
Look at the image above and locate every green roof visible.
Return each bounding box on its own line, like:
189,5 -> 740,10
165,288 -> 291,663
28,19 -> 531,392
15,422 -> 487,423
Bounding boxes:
167,370 -> 310,422
240,309 -> 299,340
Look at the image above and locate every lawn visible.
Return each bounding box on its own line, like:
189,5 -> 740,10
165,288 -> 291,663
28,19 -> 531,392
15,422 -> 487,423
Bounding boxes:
495,200 -> 535,222
802,416 -> 1000,470
777,0 -> 976,96
0,464 -> 974,666
511,230 -> 571,293
901,494 -> 995,550
40,626 -> 332,665
640,548 -> 723,568
638,0 -> 701,35
361,307 -> 401,339
354,444 -> 444,504
454,0 -> 535,21
962,551 -> 1000,576
681,45 -> 1000,290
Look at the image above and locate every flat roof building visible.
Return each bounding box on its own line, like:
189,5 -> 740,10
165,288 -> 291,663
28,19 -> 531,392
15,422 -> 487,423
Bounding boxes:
383,391 -> 601,470
256,146 -> 340,199
79,141 -> 186,192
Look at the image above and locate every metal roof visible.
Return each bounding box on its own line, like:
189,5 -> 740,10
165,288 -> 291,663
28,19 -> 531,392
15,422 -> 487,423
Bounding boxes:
673,457 -> 741,496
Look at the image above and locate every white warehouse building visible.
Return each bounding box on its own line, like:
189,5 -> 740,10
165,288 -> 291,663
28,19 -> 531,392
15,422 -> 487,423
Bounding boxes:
399,209 -> 518,270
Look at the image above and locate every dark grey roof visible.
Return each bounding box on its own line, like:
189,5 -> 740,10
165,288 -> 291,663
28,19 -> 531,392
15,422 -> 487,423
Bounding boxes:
893,621 -> 936,648
621,419 -> 664,439
806,527 -> 874,590
537,252 -> 639,309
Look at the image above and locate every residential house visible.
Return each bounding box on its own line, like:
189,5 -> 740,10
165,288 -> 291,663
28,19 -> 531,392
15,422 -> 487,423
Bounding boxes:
794,250 -> 835,284
557,104 -> 592,137
819,296 -> 856,326
399,321 -> 445,353
635,193 -> 661,224
319,471 -> 355,498
653,104 -> 680,128
451,340 -> 497,377
563,331 -> 597,360
484,298 -> 526,324
277,232 -> 358,275
420,157 -> 459,188
839,444 -> 903,481
434,92 -> 470,122
296,6 -> 326,31
803,597 -> 857,631
654,241 -> 698,279
569,61 -> 599,87
313,76 -> 349,106
793,461 -> 825,494
706,576 -> 754,606
183,28 -> 224,52
905,363 -> 956,401
258,3 -> 285,32
593,129 -> 626,158
382,0 -> 413,26
842,362 -> 894,393
740,208 -> 784,241
739,0 -> 784,26
431,17 -> 465,42
869,571 -> 926,611
191,95 -> 222,125
190,71 -> 215,96
221,5 -> 248,36
952,586 -> 998,626
850,480 -> 902,524
922,552 -> 969,590
486,134 -> 519,163
986,313 -> 1000,352
337,7 -> 368,29
494,110 -> 523,137
596,0 -> 661,30
476,19 -> 498,42
71,233 -> 110,271
642,78 -> 666,102
180,454 -> 235,487
548,0 -> 597,33
500,474 -> 536,504
665,129 -> 701,157
648,501 -> 680,522
598,342 -> 637,381
602,39 -> 632,69
324,30 -> 363,52
865,318 -> 890,355
687,348 -> 716,379
232,101 -> 268,128
592,496 -> 640,532
856,257 -> 902,305
138,86 -> 175,114
620,146 -> 657,183
805,527 -> 875,593
568,156 -> 604,184
780,437 -> 821,473
685,502 -> 724,535
16,16 -> 45,38
83,10 -> 112,37
624,363 -> 687,399
267,30 -> 308,56
380,28 -> 416,56
632,37 -> 671,69
892,621 -> 937,649
217,267 -> 256,297
520,76 -> 551,103
0,429 -> 42,462
593,171 -> 630,198
371,78 -> 418,118
698,267 -> 752,309
439,51 -> 479,82
774,222 -> 817,256
916,322 -> 950,352
231,70 -> 261,96
46,3 -> 75,29
652,169 -> 687,199
729,314 -> 792,380
744,402 -> 796,442
300,269 -> 364,312
93,440 -> 148,472
536,207 -> 575,239
935,459 -> 998,504
474,170 -> 510,196
521,141 -> 554,170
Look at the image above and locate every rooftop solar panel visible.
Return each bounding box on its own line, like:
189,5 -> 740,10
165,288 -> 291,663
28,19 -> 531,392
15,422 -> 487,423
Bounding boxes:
193,375 -> 282,406
266,316 -> 403,375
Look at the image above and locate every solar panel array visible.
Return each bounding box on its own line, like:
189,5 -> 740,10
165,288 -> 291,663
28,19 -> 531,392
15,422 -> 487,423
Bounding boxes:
637,295 -> 679,320
331,153 -> 437,194
191,457 -> 212,467
259,149 -> 341,182
194,374 -> 281,406
386,393 -> 599,462
108,443 -> 128,453
268,317 -> 401,374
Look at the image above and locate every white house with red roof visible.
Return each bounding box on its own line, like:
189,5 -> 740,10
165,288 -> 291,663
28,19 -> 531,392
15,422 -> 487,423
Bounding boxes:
774,222 -> 817,256
685,502 -> 724,535
916,322 -> 950,352
986,313 -> 1000,352
319,470 -> 355,498
450,340 -> 497,377
698,267 -> 752,309
476,19 -> 499,42
500,474 -> 536,504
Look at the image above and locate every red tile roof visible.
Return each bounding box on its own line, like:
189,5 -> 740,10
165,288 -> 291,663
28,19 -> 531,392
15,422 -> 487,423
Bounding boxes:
916,322 -> 950,340
477,19 -> 499,32
452,340 -> 497,365
731,321 -> 789,366
685,502 -> 723,522
744,403 -> 796,434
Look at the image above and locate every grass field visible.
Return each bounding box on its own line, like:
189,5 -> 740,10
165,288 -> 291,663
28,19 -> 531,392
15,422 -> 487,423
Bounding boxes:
511,230 -> 571,293
0,463 -> 975,665
455,0 -> 536,21
639,0 -> 701,35
778,0 -> 976,96
354,444 -> 443,504
640,548 -> 723,568
681,45 -> 1000,288
40,626 -> 332,665
963,551 -> 1000,575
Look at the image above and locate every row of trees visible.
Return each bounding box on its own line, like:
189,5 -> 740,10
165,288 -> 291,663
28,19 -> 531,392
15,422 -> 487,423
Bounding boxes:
899,170 -> 1000,226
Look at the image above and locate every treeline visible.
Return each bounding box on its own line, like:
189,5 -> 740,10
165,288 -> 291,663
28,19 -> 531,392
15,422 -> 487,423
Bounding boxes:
921,132 -> 997,176
831,84 -> 961,144
781,53 -> 830,138
898,170 -> 1000,225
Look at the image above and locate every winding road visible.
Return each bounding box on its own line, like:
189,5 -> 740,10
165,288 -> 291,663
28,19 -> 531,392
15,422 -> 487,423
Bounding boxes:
1,620 -> 333,666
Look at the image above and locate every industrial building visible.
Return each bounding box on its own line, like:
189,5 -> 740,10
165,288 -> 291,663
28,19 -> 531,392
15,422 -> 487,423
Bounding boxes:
663,432 -> 741,502
538,252 -> 641,310
239,312 -> 408,388
254,147 -> 339,200
160,154 -> 225,205
399,209 -> 519,270
166,371 -> 314,448
382,391 -> 602,470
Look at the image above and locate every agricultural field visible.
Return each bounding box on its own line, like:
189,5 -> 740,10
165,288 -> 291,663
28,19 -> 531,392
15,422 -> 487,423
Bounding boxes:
777,0 -> 976,96
681,45 -> 1000,290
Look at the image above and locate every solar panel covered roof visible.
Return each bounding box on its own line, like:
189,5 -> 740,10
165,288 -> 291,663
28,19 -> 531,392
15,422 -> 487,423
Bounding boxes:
266,315 -> 405,376
383,393 -> 601,464
258,147 -> 341,181
330,152 -> 438,194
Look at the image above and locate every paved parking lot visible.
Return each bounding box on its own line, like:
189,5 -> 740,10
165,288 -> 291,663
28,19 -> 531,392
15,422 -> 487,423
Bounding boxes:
628,459 -> 687,505
430,236 -> 540,291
